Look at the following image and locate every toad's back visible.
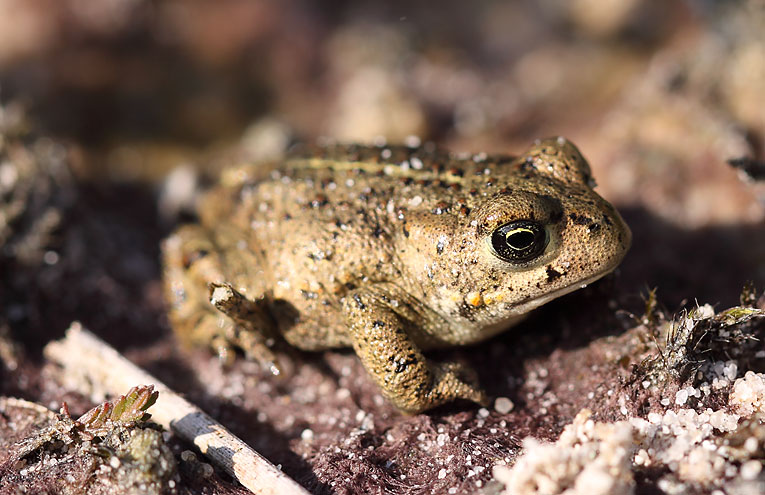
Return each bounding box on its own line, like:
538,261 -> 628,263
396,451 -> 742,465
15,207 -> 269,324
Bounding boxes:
208,144 -> 521,344
240,146 -> 506,260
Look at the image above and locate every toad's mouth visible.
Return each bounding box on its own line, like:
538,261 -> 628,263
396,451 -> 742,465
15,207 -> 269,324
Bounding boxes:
472,263 -> 622,344
509,265 -> 618,316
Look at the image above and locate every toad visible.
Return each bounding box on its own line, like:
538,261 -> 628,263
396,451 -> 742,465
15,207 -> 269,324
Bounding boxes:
162,137 -> 631,413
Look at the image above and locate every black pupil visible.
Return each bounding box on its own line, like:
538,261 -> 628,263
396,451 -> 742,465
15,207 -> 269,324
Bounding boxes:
491,221 -> 547,262
506,229 -> 535,250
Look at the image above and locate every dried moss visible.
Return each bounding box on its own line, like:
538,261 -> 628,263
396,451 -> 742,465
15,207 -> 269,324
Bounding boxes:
636,290 -> 765,388
0,386 -> 177,495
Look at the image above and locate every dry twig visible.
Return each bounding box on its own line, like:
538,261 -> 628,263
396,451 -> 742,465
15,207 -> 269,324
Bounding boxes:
44,322 -> 310,495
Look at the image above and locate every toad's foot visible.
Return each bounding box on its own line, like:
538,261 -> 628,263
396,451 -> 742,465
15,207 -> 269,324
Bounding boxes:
209,282 -> 281,375
343,287 -> 487,414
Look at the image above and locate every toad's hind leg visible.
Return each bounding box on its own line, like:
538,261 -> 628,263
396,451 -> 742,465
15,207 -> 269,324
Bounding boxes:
343,286 -> 488,414
162,224 -> 280,373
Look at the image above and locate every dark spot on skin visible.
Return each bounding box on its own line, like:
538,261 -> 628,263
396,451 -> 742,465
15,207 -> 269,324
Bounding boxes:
568,213 -> 591,226
311,194 -> 329,208
373,320 -> 385,328
602,214 -> 613,226
588,223 -> 601,233
373,226 -> 384,238
353,294 -> 365,310
436,239 -> 445,255
498,187 -> 513,195
468,188 -> 478,196
432,201 -> 450,215
546,266 -> 564,282
300,290 -> 318,300
400,177 -> 413,186
521,157 -> 537,172
457,303 -> 478,322
390,356 -> 417,373
459,205 -> 471,217
431,163 -> 444,173
402,223 -> 410,238
448,167 -> 464,177
416,179 -> 431,187
283,213 -> 292,221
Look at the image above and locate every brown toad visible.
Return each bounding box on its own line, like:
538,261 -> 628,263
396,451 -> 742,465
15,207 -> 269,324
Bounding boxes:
162,137 -> 631,413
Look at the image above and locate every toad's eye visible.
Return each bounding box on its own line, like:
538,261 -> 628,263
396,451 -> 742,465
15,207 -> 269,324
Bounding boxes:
490,221 -> 548,263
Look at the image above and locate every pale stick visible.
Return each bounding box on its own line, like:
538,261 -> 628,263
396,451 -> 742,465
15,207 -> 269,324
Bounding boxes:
44,322 -> 310,495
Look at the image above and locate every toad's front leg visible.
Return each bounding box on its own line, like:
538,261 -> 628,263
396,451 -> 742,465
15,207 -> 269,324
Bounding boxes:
162,224 -> 279,373
343,286 -> 488,414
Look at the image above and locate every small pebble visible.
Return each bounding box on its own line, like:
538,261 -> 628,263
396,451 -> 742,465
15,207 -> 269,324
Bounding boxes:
494,397 -> 514,414
181,450 -> 197,462
740,460 -> 762,480
199,463 -> 214,478
744,437 -> 758,453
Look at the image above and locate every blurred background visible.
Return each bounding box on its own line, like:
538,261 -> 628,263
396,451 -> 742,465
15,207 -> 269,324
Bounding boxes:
0,0 -> 762,215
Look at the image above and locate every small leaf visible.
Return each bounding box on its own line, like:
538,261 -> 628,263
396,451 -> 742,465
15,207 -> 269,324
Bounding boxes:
76,385 -> 158,434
